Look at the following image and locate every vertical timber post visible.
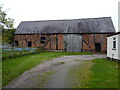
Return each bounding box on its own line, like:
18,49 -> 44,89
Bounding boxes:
50,35 -> 51,50
56,34 -> 58,50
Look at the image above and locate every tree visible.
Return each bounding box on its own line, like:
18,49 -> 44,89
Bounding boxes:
2,29 -> 15,45
0,5 -> 14,30
0,5 -> 15,45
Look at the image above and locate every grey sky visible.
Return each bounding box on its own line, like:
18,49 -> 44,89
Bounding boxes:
1,0 -> 119,32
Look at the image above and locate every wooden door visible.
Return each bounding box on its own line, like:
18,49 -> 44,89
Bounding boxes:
64,34 -> 82,52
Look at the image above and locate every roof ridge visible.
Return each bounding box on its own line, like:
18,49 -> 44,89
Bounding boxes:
21,17 -> 111,23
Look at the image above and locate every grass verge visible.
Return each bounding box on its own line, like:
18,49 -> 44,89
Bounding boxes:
68,58 -> 119,88
2,51 -> 91,87
32,70 -> 53,88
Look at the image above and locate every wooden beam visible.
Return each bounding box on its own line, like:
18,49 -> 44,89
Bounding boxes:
82,39 -> 91,49
56,34 -> 58,50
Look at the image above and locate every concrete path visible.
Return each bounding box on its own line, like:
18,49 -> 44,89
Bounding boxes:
4,54 -> 106,88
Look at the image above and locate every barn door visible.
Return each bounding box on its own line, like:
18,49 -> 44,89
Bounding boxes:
95,43 -> 101,52
64,34 -> 82,52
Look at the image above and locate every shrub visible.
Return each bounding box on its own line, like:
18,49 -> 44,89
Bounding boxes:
34,47 -> 45,53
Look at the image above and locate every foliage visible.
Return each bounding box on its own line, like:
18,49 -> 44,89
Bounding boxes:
2,47 -> 45,60
2,29 -> 15,45
34,47 -> 45,53
0,5 -> 14,45
0,5 -> 14,30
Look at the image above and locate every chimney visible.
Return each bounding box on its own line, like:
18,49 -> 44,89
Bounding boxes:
118,1 -> 120,32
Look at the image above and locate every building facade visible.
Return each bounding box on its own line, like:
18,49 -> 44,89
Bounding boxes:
14,17 -> 115,52
107,32 -> 120,60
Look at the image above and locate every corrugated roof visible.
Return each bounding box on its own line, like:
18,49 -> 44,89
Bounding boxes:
14,17 -> 116,34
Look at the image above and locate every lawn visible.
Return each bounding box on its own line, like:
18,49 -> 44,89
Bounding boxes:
69,58 -> 119,88
2,51 -> 91,87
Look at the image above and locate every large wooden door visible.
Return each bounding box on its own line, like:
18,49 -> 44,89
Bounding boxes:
64,34 -> 82,52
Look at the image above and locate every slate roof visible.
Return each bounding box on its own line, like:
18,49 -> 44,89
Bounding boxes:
107,32 -> 120,37
14,17 -> 115,34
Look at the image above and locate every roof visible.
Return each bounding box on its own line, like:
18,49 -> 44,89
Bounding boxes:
107,32 -> 120,37
14,17 -> 116,34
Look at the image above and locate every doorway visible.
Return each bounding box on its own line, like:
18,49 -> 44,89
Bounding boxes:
14,41 -> 19,47
28,41 -> 32,47
95,43 -> 101,52
64,34 -> 82,52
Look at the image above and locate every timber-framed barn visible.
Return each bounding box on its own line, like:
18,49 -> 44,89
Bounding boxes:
14,17 -> 115,52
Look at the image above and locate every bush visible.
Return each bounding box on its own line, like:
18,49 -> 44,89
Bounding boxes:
2,47 -> 45,60
34,47 -> 45,53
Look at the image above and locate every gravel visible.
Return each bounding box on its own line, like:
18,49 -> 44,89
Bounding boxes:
4,54 -> 106,88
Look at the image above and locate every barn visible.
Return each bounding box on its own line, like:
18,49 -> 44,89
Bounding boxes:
14,17 -> 115,52
107,32 -> 120,60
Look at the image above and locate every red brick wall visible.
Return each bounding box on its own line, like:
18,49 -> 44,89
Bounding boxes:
14,34 -> 65,51
14,34 -> 111,52
58,35 -> 64,50
82,34 -> 111,53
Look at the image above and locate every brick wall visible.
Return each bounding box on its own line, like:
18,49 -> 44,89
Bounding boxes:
14,34 -> 111,52
82,34 -> 111,53
14,34 -> 65,51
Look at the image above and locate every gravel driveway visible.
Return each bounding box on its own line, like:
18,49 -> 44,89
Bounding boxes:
4,54 -> 106,88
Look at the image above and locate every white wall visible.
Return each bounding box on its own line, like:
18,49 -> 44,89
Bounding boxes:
107,34 -> 119,60
118,34 -> 120,60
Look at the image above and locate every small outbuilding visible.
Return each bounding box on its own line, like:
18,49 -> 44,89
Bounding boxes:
107,32 -> 120,60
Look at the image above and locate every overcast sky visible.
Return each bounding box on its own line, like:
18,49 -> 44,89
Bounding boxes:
1,0 -> 119,32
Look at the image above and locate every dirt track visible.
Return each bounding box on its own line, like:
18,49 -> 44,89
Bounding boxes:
5,54 -> 106,88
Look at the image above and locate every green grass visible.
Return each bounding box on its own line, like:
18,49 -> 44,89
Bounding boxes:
69,58 -> 119,88
0,61 -> 2,89
35,71 -> 53,88
68,60 -> 93,88
88,58 -> 119,88
2,51 -> 91,87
